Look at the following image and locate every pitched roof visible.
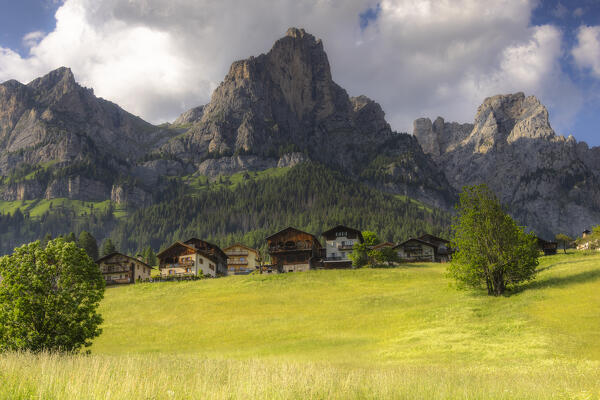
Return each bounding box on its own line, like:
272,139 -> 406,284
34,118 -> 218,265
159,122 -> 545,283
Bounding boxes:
321,225 -> 364,242
223,243 -> 260,255
265,226 -> 322,247
418,234 -> 450,244
183,237 -> 228,260
156,241 -> 198,259
394,238 -> 437,249
95,252 -> 151,268
372,242 -> 395,250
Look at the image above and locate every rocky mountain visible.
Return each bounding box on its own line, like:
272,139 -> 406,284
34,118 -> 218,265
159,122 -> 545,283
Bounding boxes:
161,28 -> 455,208
0,67 -> 179,205
413,92 -> 600,237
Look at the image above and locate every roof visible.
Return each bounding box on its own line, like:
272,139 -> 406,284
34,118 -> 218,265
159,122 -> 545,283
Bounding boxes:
265,226 -> 322,247
394,238 -> 437,249
418,234 -> 450,244
321,225 -> 364,242
223,243 -> 260,255
184,238 -> 228,260
536,237 -> 558,246
372,242 -> 395,250
95,252 -> 150,268
156,241 -> 198,258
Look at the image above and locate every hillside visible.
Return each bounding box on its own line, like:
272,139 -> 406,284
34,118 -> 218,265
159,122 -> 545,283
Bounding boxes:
0,162 -> 451,255
2,251 -> 599,398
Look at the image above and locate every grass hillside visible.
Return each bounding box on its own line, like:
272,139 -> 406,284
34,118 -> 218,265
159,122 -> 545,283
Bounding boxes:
1,251 -> 600,399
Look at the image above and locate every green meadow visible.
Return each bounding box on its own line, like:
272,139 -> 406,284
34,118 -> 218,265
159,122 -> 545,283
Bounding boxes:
0,198 -> 127,219
1,251 -> 600,399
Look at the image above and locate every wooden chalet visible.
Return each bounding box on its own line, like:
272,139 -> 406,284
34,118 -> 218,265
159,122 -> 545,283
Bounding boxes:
157,238 -> 228,278
394,238 -> 437,262
393,234 -> 452,263
418,234 -> 452,262
96,252 -> 152,285
263,227 -> 323,273
536,237 -> 558,255
321,225 -> 363,269
223,243 -> 261,275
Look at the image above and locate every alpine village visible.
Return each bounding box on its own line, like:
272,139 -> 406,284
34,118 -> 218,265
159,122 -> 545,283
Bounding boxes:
2,20 -> 600,399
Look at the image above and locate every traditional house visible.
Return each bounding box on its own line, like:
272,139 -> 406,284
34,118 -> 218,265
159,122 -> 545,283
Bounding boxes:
536,237 -> 558,255
96,252 -> 152,285
264,227 -> 323,273
224,243 -> 261,275
582,229 -> 592,238
418,234 -> 452,262
321,225 -> 364,269
157,238 -> 228,278
394,238 -> 437,262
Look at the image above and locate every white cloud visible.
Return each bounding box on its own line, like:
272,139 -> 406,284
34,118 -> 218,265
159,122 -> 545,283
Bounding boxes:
0,0 -> 583,135
572,25 -> 600,78
22,31 -> 46,49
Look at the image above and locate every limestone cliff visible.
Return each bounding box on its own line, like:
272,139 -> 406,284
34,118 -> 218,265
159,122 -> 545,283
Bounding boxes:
162,28 -> 455,207
414,92 -> 600,236
0,67 -> 177,205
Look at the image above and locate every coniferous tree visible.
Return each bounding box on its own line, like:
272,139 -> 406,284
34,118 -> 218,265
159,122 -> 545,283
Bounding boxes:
78,231 -> 99,261
102,238 -> 117,256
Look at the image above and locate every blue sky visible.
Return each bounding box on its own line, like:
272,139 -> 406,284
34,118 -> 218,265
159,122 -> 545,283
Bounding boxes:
0,0 -> 60,54
0,0 -> 599,146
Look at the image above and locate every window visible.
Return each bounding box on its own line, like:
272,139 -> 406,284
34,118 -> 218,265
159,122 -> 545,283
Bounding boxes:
198,258 -> 203,264
336,232 -> 347,237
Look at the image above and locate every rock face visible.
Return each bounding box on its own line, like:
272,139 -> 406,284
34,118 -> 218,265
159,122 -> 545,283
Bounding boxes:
0,67 -> 177,206
172,105 -> 204,126
162,28 -> 455,207
414,92 -> 600,237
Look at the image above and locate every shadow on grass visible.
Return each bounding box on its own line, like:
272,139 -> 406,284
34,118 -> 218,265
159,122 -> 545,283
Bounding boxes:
511,268 -> 600,295
536,258 -> 595,273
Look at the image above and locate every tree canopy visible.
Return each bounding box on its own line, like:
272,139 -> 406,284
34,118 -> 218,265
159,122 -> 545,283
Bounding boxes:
0,238 -> 105,352
78,231 -> 99,261
102,238 -> 117,256
448,184 -> 539,296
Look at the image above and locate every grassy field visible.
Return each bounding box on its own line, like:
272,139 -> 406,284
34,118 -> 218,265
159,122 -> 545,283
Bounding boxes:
183,166 -> 291,196
0,198 -> 127,219
1,251 -> 600,399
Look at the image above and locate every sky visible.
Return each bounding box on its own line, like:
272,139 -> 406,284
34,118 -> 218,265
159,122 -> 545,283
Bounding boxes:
0,0 -> 599,145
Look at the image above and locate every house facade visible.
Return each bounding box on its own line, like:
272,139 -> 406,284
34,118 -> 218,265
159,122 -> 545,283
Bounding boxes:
96,252 -> 152,285
157,238 -> 228,278
321,225 -> 363,269
224,243 -> 261,275
536,237 -> 558,255
394,238 -> 437,262
265,227 -> 323,273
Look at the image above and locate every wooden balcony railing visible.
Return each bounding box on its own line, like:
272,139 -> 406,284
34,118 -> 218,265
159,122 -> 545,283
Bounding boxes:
226,250 -> 249,256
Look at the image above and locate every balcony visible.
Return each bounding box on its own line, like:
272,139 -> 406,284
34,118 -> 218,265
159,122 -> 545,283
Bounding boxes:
337,244 -> 354,250
228,260 -> 249,265
226,250 -> 249,256
102,268 -> 131,274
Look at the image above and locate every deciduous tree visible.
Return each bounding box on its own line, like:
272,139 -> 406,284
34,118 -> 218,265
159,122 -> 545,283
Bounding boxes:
0,238 -> 105,352
448,184 -> 539,296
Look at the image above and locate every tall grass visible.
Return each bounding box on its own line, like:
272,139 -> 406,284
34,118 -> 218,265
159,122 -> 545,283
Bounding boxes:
1,352 -> 599,399
1,251 -> 600,399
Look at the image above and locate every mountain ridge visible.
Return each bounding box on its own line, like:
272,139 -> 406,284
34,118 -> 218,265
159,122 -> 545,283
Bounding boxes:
413,92 -> 600,237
